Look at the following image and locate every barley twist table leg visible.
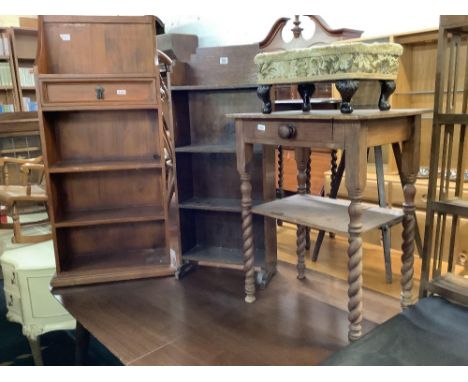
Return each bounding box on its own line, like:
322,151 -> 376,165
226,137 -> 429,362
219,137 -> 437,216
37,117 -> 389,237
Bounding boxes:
296,225 -> 306,279
241,172 -> 255,303
348,198 -> 363,341
401,183 -> 416,308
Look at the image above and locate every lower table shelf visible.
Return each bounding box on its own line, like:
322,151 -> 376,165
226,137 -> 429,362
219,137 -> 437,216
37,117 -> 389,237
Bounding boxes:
182,245 -> 265,270
252,194 -> 404,235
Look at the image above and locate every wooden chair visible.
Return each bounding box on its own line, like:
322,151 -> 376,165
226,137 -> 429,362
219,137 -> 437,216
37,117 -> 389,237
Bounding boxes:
0,156 -> 51,244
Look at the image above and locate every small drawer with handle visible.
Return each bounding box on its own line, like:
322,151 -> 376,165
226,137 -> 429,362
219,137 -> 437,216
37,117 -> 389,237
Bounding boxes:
2,265 -> 20,295
242,120 -> 333,147
40,78 -> 158,106
5,291 -> 22,317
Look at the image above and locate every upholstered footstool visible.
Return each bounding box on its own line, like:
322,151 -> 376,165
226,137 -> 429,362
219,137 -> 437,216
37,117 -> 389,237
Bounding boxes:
254,42 -> 403,114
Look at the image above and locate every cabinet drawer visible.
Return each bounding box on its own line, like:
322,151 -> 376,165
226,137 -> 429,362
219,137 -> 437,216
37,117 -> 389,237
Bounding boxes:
243,120 -> 333,147
2,264 -> 20,295
41,79 -> 158,105
4,291 -> 22,316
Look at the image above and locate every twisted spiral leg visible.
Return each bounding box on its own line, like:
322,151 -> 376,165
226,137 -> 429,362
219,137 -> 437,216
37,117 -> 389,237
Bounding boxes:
347,199 -> 363,341
401,183 -> 416,308
329,150 -> 338,239
240,173 -> 255,303
297,225 -> 306,279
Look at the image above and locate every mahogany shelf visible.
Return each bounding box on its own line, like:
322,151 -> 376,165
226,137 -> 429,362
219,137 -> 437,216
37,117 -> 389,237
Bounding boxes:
54,205 -> 165,228
179,197 -> 262,213
52,248 -> 174,288
182,245 -> 265,270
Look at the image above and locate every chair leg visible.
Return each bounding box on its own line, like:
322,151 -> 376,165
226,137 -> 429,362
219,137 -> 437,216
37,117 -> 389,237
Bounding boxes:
11,203 -> 22,243
11,203 -> 52,244
374,146 -> 393,283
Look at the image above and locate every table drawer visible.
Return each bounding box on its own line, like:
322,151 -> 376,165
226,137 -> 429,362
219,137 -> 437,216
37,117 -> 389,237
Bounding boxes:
2,264 -> 20,295
243,120 -> 333,147
41,79 -> 157,105
4,291 -> 22,317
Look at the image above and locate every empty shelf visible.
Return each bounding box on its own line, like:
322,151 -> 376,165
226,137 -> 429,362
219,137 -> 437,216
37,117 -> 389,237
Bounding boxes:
432,199 -> 468,218
54,206 -> 165,228
428,273 -> 468,306
182,245 -> 264,269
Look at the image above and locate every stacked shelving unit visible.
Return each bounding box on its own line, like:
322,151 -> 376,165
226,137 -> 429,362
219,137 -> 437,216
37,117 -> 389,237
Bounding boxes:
420,16 -> 468,304
36,16 -> 176,287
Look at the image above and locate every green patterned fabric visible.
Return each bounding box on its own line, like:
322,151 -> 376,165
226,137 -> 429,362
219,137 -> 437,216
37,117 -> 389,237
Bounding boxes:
255,42 -> 403,84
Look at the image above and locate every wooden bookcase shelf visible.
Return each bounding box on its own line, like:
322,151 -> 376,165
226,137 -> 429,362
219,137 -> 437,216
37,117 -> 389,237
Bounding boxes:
163,36 -> 278,285
37,16 -> 174,287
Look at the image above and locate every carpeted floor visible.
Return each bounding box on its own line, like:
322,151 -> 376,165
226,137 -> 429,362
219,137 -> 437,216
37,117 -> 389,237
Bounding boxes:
0,278 -> 121,366
323,296 -> 468,365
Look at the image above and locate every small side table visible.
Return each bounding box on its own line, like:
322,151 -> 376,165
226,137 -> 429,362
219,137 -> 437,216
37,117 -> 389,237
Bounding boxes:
230,109 -> 425,341
1,240 -> 76,365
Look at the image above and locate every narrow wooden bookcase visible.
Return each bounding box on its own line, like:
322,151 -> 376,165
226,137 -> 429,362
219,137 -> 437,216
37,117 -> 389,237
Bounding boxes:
167,42 -> 278,286
36,16 -> 176,287
10,27 -> 38,111
0,27 -> 20,112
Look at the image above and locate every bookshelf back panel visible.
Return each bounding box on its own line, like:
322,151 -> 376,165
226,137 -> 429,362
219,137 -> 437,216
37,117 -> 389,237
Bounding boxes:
50,169 -> 163,218
42,22 -> 156,74
179,209 -> 266,253
57,221 -> 168,268
43,110 -> 161,165
13,31 -> 37,60
176,152 -> 264,202
188,89 -> 260,144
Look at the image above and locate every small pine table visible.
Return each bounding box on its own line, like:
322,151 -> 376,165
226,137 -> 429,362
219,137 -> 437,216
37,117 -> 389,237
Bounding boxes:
229,108 -> 426,341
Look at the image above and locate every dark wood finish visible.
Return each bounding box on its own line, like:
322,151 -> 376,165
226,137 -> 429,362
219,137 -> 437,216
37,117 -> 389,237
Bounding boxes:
75,321 -> 90,366
36,16 -> 174,287
420,16 -> 468,303
163,25 -> 278,282
232,109 -> 423,341
53,262 -> 400,365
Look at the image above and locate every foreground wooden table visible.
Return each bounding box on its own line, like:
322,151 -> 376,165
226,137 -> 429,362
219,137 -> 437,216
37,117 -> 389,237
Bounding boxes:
52,263 -> 401,365
229,109 -> 425,341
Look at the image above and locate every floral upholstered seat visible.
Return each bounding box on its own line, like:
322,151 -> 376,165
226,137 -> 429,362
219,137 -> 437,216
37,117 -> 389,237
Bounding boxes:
254,42 -> 404,114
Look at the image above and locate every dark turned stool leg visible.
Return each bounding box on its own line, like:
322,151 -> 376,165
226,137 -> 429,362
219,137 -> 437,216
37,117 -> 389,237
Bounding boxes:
298,83 -> 316,112
277,145 -> 284,227
378,80 -> 396,111
335,80 -> 359,114
75,321 -> 90,366
257,84 -> 272,114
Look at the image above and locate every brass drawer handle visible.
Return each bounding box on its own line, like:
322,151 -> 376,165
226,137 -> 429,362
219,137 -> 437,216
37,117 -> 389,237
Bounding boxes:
96,86 -> 105,100
8,294 -> 13,307
278,124 -> 296,139
11,272 -> 16,285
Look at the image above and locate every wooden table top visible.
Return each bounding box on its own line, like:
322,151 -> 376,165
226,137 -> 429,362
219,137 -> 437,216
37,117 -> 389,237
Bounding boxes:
227,108 -> 430,121
52,262 -> 399,365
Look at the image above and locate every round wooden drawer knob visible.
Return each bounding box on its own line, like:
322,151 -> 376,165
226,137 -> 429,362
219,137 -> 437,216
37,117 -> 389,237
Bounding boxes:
278,124 -> 296,139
